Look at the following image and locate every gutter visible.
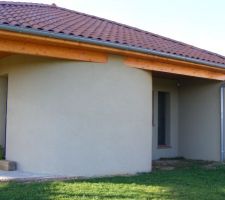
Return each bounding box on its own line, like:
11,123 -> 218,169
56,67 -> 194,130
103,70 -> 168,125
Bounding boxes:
220,83 -> 225,162
0,24 -> 225,70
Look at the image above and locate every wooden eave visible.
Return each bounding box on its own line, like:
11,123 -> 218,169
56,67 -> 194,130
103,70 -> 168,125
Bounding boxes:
0,30 -> 225,80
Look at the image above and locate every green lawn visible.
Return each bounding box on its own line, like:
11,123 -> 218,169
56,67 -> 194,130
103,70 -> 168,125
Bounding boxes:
1,164 -> 225,200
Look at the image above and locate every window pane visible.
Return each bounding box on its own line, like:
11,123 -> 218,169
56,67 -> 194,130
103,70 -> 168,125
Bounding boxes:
158,91 -> 170,146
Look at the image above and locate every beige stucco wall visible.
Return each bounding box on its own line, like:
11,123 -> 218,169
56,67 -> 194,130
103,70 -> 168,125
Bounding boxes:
0,54 -> 152,176
178,78 -> 221,161
152,78 -> 179,160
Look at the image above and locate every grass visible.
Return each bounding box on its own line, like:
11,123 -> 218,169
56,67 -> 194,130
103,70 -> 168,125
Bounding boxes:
1,164 -> 225,200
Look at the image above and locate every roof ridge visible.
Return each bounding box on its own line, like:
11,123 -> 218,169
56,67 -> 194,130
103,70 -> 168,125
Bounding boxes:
0,1 -> 50,7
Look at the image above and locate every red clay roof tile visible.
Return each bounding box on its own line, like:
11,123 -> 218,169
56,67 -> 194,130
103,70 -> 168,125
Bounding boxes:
0,1 -> 225,66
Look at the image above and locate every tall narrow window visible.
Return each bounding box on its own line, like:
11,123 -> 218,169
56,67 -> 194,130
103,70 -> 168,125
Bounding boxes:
158,91 -> 170,146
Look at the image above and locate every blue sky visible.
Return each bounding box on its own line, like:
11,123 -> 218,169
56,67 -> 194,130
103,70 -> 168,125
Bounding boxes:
16,0 -> 225,56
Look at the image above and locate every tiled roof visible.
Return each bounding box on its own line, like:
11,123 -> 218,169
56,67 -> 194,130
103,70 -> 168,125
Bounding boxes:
0,1 -> 225,66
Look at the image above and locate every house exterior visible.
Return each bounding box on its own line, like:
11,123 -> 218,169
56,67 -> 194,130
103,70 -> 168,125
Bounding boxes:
0,2 -> 224,176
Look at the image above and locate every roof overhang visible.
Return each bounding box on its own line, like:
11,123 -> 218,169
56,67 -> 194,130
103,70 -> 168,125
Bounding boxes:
0,28 -> 225,81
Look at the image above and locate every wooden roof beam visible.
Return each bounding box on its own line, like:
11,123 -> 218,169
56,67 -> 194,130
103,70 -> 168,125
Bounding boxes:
124,57 -> 225,81
0,30 -> 225,81
0,36 -> 108,63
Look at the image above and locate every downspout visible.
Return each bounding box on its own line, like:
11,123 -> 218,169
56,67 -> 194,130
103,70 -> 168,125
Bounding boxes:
220,83 -> 225,162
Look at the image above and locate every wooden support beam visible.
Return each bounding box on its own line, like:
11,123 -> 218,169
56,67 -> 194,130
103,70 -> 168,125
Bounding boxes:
0,36 -> 107,63
0,30 -> 224,72
124,57 -> 225,81
0,30 -> 225,79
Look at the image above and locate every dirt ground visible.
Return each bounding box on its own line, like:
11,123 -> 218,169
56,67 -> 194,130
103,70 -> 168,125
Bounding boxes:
152,158 -> 222,171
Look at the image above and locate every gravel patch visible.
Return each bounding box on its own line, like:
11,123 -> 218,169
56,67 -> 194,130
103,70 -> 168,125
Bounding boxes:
152,159 -> 221,171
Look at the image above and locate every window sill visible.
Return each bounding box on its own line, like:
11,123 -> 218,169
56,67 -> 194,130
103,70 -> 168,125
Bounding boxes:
158,145 -> 171,149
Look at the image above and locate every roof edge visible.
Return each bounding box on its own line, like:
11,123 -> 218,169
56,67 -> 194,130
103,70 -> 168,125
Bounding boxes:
0,1 -> 49,7
0,24 -> 225,69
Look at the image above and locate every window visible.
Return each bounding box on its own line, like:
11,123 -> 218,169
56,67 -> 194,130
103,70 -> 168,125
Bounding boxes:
158,91 -> 170,146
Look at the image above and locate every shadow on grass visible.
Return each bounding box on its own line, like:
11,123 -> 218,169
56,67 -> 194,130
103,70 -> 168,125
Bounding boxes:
0,166 -> 225,200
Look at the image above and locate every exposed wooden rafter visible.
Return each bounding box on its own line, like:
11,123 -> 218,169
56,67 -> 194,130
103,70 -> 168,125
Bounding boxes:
0,30 -> 225,80
124,57 -> 225,81
0,30 -> 108,63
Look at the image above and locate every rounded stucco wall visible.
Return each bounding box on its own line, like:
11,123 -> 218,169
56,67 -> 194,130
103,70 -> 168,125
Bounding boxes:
0,55 -> 152,176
